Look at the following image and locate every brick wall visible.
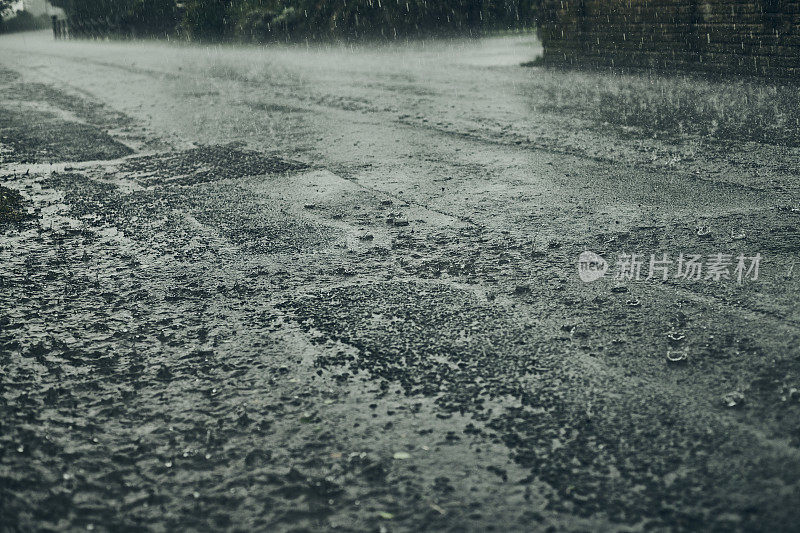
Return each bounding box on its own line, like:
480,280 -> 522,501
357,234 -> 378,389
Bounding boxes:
537,0 -> 800,78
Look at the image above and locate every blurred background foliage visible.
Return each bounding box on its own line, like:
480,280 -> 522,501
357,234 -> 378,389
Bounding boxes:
0,10 -> 52,32
47,0 -> 538,40
50,0 -> 180,36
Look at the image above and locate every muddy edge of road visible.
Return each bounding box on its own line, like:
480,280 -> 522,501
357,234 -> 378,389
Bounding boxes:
2,41 -> 800,532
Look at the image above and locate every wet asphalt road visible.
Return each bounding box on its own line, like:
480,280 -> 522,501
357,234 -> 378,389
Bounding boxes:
2,30 -> 800,532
